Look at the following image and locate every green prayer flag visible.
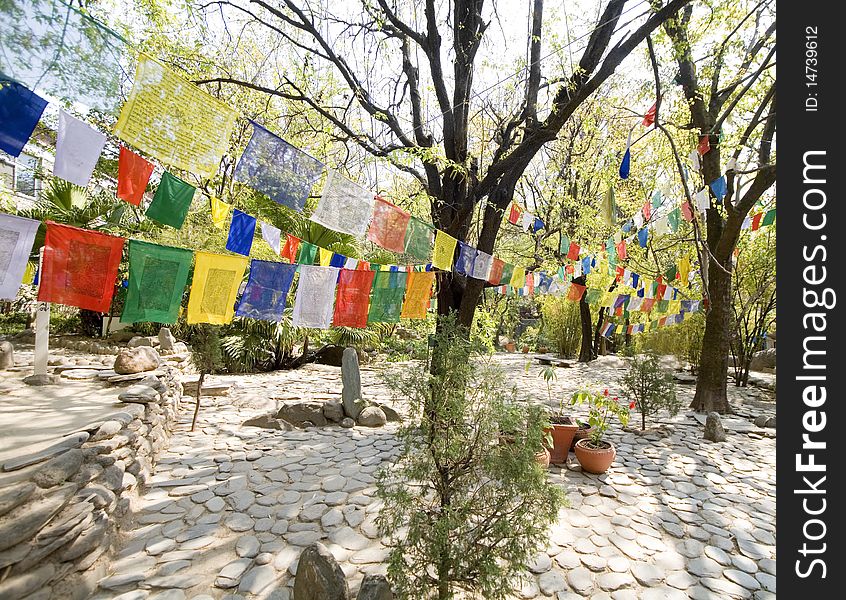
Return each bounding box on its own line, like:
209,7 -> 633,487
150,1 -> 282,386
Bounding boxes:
367,271 -> 407,323
145,172 -> 195,229
586,289 -> 603,305
651,190 -> 662,209
668,207 -> 680,232
606,238 -> 617,265
656,299 -> 670,313
762,209 -> 776,226
560,233 -> 570,255
121,240 -> 193,324
404,217 -> 434,261
296,242 -> 318,265
500,263 -> 514,285
665,264 -> 678,281
602,185 -> 616,226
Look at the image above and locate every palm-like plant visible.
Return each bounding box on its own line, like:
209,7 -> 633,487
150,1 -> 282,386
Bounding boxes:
220,311 -> 302,372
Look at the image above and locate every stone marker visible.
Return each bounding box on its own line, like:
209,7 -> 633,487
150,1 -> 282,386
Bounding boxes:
357,574 -> 393,600
34,305 -> 49,375
0,341 -> 14,370
23,373 -> 60,386
341,348 -> 366,420
158,327 -> 177,352
703,412 -> 727,442
293,542 -> 350,600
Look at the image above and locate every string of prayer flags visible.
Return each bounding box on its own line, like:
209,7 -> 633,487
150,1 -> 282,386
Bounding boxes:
0,213 -> 39,300
367,196 -> 410,253
455,242 -> 476,276
118,147 -> 155,206
115,54 -> 237,178
186,251 -> 248,324
710,176 -> 727,200
235,122 -> 323,211
401,271 -> 435,319
121,240 -> 192,324
260,221 -> 282,255
281,234 -> 301,262
146,172 -> 195,229
432,230 -> 458,271
487,257 -> 505,285
403,217 -> 434,262
296,241 -> 318,265
0,78 -> 48,157
292,265 -> 339,329
697,134 -> 711,155
38,222 -> 125,312
367,270 -> 407,323
54,110 -> 106,187
225,210 -> 256,256
235,260 -> 296,321
602,185 -> 616,225
312,170 -> 375,237
332,268 -> 375,328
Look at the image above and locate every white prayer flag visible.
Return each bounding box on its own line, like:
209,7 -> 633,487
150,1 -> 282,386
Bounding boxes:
292,265 -> 339,329
54,110 -> 107,187
694,188 -> 710,213
312,170 -> 375,237
260,221 -> 281,254
470,250 -> 493,281
689,149 -> 700,172
0,213 -> 40,300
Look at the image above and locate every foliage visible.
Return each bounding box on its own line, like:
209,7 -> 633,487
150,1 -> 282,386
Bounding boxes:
220,314 -> 300,372
376,317 -> 565,599
619,354 -> 680,430
538,365 -> 558,408
569,388 -> 630,446
518,325 -> 539,350
635,312 -> 705,373
470,306 -> 498,354
187,323 -> 223,375
327,326 -> 380,350
539,296 -> 582,358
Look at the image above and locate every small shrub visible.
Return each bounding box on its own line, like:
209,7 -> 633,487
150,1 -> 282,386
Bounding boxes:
619,354 -> 681,430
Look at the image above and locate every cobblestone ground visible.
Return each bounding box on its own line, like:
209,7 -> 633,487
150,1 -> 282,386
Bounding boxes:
92,354 -> 776,600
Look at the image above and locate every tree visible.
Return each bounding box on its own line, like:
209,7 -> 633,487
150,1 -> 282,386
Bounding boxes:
192,0 -> 694,332
655,0 -> 776,412
187,324 -> 224,431
620,353 -> 680,430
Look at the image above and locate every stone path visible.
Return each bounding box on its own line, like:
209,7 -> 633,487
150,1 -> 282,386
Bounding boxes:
91,355 -> 776,600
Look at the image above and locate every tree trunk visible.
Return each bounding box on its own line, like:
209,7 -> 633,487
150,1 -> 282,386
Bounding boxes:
574,276 -> 594,362
593,307 -> 607,358
191,371 -> 206,431
691,265 -> 733,413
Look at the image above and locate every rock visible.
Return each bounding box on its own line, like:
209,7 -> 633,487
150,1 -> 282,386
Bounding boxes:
114,346 -> 160,375
242,415 -> 293,431
119,385 -> 162,404
0,341 -> 14,370
0,563 -> 55,599
158,328 -> 177,352
236,535 -> 261,558
1,432 -> 89,472
314,344 -> 345,367
277,401 -> 328,427
356,574 -> 393,600
703,412 -> 727,442
0,482 -> 36,518
32,449 -> 84,488
58,516 -> 109,561
127,336 -> 157,348
0,485 -> 75,552
23,373 -> 60,386
764,416 -> 775,428
753,415 -> 769,428
293,542 -> 350,600
749,348 -> 775,372
372,403 -> 400,422
238,565 -> 277,594
341,348 -> 365,420
323,401 -> 344,423
216,558 -> 252,588
357,407 -> 387,427
340,418 -> 355,429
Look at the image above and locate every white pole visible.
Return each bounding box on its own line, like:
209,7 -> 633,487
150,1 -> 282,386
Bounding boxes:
33,247 -> 49,376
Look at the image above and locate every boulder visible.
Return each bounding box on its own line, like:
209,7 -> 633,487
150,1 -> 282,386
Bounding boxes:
357,574 -> 393,600
242,415 -> 294,431
0,341 -> 14,370
158,327 -> 177,352
749,348 -> 776,372
703,412 -> 727,442
764,416 -> 776,429
127,336 -> 156,348
357,407 -> 387,428
113,346 -> 160,374
341,348 -> 365,420
32,449 -> 84,488
277,401 -> 328,427
107,329 -> 136,343
753,415 -> 769,428
23,373 -> 60,386
118,384 -> 161,404
340,418 -> 355,429
293,542 -> 350,600
314,344 -> 346,367
372,403 -> 401,422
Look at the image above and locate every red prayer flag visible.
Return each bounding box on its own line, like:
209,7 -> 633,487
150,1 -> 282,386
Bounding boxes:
615,306 -> 624,317
751,212 -> 763,231
627,325 -> 634,334
527,273 -> 535,295
333,269 -> 375,328
681,200 -> 694,222
566,241 -> 580,261
642,102 -> 657,127
642,202 -> 651,221
566,283 -> 586,302
565,264 -> 574,274
487,257 -> 505,285
37,222 -> 125,312
615,266 -> 625,281
508,204 -> 522,225
367,196 -> 411,253
616,240 -> 627,261
280,234 -> 301,262
658,316 -> 667,327
656,283 -> 667,299
357,260 -> 371,271
640,298 -> 656,313
117,146 -> 154,206
697,134 -> 710,156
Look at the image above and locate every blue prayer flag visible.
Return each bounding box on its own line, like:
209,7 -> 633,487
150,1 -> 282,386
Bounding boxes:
455,242 -> 476,276
619,147 -> 631,179
226,209 -> 257,256
235,260 -> 296,321
0,78 -> 48,157
710,176 -> 727,200
329,253 -> 347,268
637,227 -> 649,248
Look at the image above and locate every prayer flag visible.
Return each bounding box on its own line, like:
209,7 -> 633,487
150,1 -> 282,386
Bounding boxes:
367,197 -> 410,253
508,204 -> 522,225
751,212 -> 763,231
118,146 -> 154,206
532,217 -> 545,233
330,253 -> 347,268
368,270 -> 407,324
455,242 -> 476,276
582,256 -> 592,275
741,217 -> 751,230
642,202 -> 651,221
762,209 -> 776,226
710,176 -> 727,200
487,257 -> 505,285
186,251 -> 248,324
38,222 -> 125,312
566,283 -> 586,302
332,268 -> 375,328
566,241 -> 580,261
297,242 -> 318,265
616,239 -> 627,261
432,230 -> 458,271
312,169 -> 375,236
638,227 -> 648,248
281,234 -> 301,262
0,78 -> 47,157
678,257 -> 691,287
209,196 -> 231,229
697,134 -> 710,155
226,209 -> 257,256
500,263 -> 514,286
54,110 -> 106,187
560,233 -> 570,255
668,207 -> 681,232
235,260 -> 296,322
602,185 -> 616,225
471,250 -> 493,281
121,240 -> 192,324
404,217 -> 434,262
651,190 -> 662,210
695,188 -> 710,213
0,213 -> 39,300
689,149 -> 701,172
681,200 -> 694,222
401,271 -> 435,319
292,265 -> 339,329
585,289 -> 602,305
260,221 -> 282,254
521,210 -> 534,232
642,102 -> 656,127
115,54 -> 237,178
318,247 -> 332,267
619,139 -> 631,179
146,172 -> 195,229
510,266 -> 526,288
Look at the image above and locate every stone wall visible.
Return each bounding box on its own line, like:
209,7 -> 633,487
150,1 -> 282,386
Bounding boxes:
0,367 -> 183,600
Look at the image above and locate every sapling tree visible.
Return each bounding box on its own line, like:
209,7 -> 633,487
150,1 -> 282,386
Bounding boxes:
619,353 -> 680,430
187,324 -> 224,431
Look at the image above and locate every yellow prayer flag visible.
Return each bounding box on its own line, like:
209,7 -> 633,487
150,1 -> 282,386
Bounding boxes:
678,257 -> 691,287
210,196 -> 230,229
319,247 -> 332,267
380,264 -> 392,271
616,324 -> 625,334
186,251 -> 249,325
510,266 -> 526,288
601,291 -> 615,307
432,230 -> 458,271
668,299 -> 681,314
401,271 -> 435,319
22,262 -> 35,285
115,54 -> 238,178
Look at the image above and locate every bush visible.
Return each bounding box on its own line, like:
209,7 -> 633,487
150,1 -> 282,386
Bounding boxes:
619,353 -> 681,430
634,311 -> 705,372
376,316 -> 565,599
539,296 -> 582,358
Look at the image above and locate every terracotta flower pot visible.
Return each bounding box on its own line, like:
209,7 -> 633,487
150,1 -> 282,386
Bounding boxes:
534,448 -> 551,469
505,342 -> 516,352
522,345 -> 530,353
574,438 -> 616,474
571,425 -> 594,451
544,418 -> 578,464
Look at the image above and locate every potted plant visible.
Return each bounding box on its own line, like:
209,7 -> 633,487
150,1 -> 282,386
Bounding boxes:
570,418 -> 593,450
569,388 -> 631,473
504,340 -> 516,352
537,366 -> 577,464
